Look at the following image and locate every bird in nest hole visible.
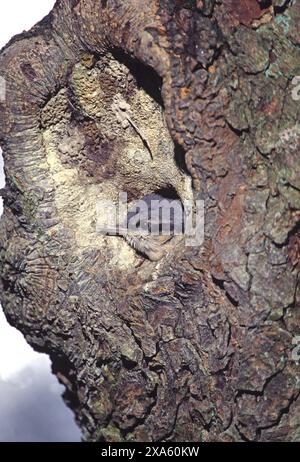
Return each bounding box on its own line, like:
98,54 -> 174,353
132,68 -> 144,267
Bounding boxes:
107,193 -> 185,261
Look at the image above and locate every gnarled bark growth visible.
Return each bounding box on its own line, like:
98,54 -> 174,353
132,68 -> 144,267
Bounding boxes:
0,0 -> 300,441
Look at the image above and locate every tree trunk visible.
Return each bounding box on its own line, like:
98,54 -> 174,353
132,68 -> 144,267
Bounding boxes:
0,0 -> 300,442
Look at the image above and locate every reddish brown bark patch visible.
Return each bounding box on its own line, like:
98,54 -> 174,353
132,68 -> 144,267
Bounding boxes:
224,0 -> 272,27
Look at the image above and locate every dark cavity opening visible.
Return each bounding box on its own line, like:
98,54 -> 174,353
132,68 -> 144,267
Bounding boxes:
111,48 -> 164,108
259,0 -> 272,9
174,141 -> 190,175
155,185 -> 180,200
273,0 -> 293,15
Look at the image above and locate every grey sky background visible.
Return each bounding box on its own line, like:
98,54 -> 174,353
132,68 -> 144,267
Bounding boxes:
0,1 -> 82,442
0,359 -> 81,442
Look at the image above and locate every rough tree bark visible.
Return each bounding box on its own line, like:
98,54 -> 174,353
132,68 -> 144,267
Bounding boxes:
0,0 -> 300,442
